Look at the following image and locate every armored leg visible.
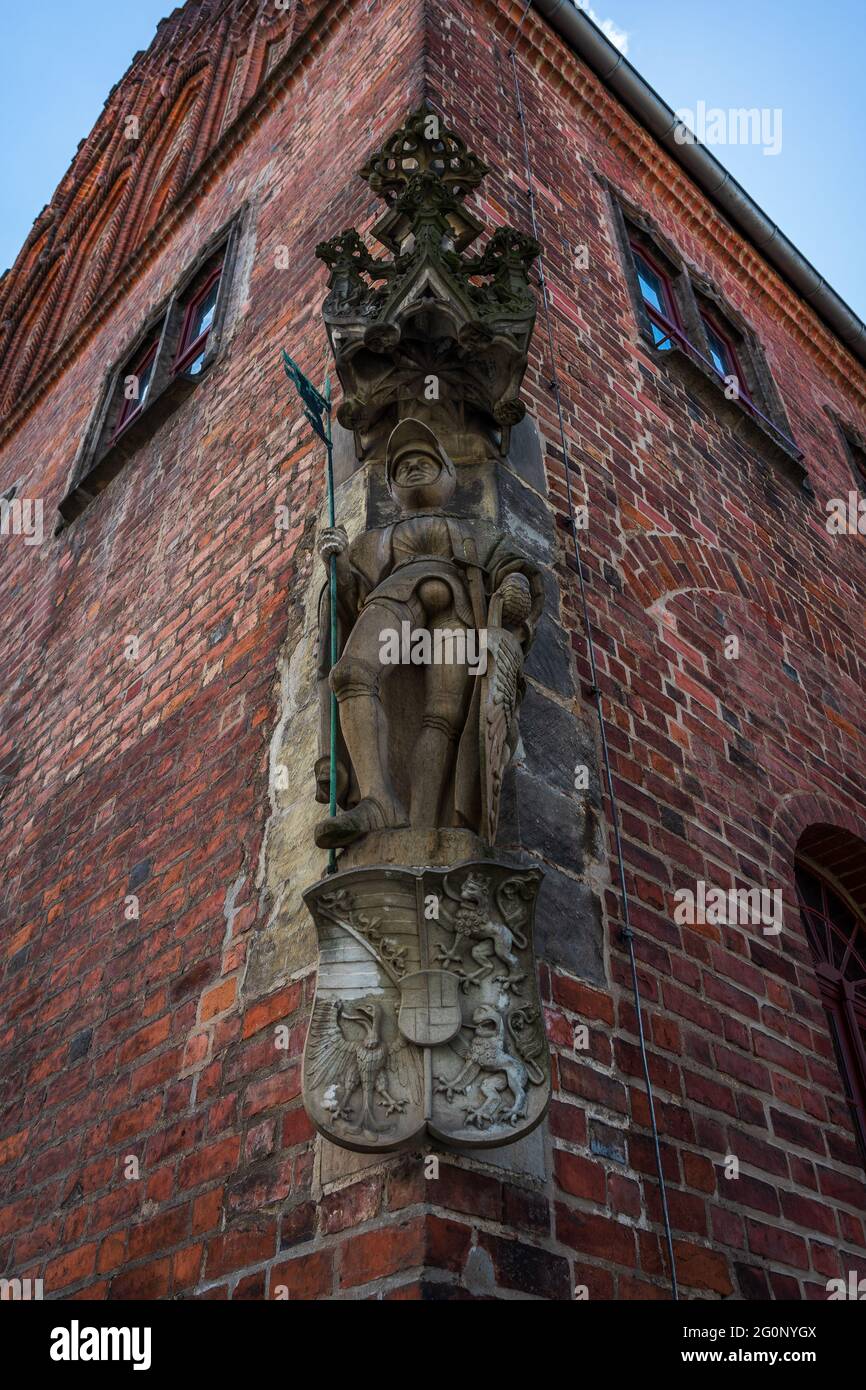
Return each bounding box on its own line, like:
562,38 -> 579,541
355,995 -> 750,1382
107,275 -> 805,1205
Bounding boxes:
411,652 -> 470,827
315,607 -> 408,848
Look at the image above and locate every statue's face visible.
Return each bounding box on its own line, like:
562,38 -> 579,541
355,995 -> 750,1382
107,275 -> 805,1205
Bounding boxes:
390,450 -> 456,509
393,452 -> 440,488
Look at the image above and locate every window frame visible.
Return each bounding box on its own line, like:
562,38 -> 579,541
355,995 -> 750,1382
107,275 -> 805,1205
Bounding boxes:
109,336 -> 160,444
796,861 -> 866,1168
57,207 -> 246,531
699,309 -> 753,403
605,185 -> 804,480
838,422 -> 866,497
174,260 -> 224,377
629,241 -> 684,351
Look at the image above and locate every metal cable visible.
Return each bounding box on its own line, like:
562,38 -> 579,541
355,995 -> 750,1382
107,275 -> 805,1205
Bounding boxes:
507,8 -> 679,1300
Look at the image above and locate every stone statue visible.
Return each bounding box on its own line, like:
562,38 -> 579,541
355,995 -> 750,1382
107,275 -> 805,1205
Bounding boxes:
299,107 -> 552,1154
314,417 -> 544,849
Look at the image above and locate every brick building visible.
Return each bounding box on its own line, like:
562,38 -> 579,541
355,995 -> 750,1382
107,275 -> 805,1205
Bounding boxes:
1,0 -> 865,1303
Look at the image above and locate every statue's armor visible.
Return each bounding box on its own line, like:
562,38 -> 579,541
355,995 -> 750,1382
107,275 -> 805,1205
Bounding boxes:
365,514 -> 474,624
346,512 -> 518,626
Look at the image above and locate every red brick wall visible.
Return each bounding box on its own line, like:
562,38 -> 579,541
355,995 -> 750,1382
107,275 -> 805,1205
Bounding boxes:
2,0 -> 866,1301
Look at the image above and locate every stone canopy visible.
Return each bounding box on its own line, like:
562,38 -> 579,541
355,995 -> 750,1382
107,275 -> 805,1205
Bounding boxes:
316,105 -> 539,466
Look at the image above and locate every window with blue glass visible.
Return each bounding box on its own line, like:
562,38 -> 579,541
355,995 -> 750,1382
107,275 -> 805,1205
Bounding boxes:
700,311 -> 752,404
175,259 -> 223,377
614,205 -> 798,460
630,243 -> 681,350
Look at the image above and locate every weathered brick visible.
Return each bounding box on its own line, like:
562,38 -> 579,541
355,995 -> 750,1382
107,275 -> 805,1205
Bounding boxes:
271,1250 -> 333,1300
178,1136 -> 240,1191
478,1231 -> 571,1300
554,1149 -> 606,1203
339,1219 -> 426,1288
673,1240 -> 734,1296
205,1222 -> 276,1278
746,1219 -> 809,1270
555,1204 -> 636,1267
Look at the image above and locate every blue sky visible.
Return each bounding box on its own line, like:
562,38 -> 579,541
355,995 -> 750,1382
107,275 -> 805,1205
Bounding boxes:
1,0 -> 864,319
581,0 -> 866,318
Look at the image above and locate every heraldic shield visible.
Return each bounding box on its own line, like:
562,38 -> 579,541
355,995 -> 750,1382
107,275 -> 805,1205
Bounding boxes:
302,862 -> 550,1152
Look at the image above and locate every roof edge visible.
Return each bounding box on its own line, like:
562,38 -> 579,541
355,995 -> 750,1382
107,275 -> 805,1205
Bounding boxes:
531,0 -> 866,367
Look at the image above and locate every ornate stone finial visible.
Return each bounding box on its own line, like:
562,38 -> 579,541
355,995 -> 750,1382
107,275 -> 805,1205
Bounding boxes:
359,105 -> 489,212
315,105 -> 539,462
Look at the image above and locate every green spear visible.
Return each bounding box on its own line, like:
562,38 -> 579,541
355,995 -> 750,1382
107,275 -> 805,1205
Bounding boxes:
282,351 -> 338,875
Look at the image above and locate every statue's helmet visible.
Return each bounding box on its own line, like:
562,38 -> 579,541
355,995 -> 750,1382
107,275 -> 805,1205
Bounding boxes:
385,418 -> 457,507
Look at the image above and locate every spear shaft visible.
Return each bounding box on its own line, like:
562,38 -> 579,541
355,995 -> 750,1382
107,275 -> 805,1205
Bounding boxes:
323,376 -> 337,876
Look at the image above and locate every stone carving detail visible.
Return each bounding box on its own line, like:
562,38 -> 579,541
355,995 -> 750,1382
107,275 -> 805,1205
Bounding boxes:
316,104 -> 539,463
306,998 -> 421,1138
303,863 -> 549,1150
435,870 -> 530,991
316,887 -> 409,978
314,417 -> 544,851
301,107 -> 551,1154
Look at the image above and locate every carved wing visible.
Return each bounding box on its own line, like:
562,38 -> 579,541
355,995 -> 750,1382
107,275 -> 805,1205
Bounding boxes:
387,1034 -> 423,1105
435,1026 -> 473,1063
479,628 -> 524,845
305,1001 -> 358,1090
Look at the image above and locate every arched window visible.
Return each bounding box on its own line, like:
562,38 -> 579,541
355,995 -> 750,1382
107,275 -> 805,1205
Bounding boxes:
795,859 -> 866,1165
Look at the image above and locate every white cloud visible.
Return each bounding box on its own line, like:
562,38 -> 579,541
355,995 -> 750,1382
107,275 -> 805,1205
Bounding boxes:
576,0 -> 630,55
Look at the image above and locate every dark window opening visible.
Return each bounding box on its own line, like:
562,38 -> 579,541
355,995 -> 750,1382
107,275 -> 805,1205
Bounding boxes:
796,861 -> 866,1168
110,337 -> 159,443
841,429 -> 866,496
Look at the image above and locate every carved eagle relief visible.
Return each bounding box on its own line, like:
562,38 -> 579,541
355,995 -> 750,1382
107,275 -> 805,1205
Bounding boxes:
306,998 -> 422,1138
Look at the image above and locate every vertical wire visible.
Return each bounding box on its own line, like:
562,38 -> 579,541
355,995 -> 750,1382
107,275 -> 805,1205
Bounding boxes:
507,15 -> 679,1300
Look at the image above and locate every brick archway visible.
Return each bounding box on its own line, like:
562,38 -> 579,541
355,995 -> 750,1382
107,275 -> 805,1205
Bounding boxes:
769,793 -> 866,892
796,822 -> 866,920
763,793 -> 866,970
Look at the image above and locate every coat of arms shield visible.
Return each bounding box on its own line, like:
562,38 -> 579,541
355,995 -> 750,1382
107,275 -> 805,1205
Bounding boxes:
302,861 -> 550,1152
